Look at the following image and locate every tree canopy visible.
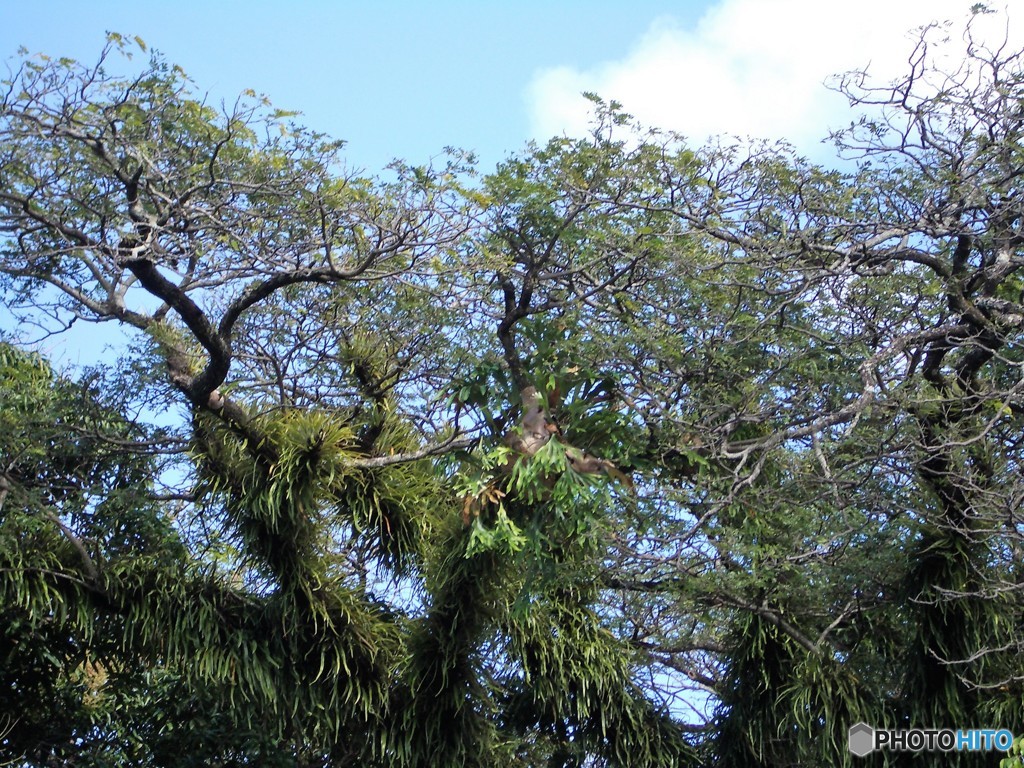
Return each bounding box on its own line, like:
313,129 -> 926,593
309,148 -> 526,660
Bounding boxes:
2,14 -> 1024,767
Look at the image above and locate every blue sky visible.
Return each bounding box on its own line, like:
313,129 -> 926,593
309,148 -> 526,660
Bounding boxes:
4,1 -> 1008,174
0,1 -> 706,172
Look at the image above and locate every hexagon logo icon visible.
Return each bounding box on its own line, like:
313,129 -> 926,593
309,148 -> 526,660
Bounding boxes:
848,722 -> 875,757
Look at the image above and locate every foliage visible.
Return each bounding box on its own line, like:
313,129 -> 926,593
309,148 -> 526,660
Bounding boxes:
2,14 -> 1024,766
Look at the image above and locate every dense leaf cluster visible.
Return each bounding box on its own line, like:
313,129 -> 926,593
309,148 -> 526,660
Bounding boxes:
2,15 -> 1024,767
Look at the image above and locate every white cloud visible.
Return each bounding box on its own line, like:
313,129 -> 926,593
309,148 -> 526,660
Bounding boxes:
526,1 -> 1021,158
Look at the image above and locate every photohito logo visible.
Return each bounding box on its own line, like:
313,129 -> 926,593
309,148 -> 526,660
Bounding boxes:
848,722 -> 1015,756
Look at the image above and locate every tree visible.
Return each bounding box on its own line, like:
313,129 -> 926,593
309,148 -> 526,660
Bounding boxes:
0,35 -> 692,767
1,11 -> 1023,766
574,12 -> 1024,765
